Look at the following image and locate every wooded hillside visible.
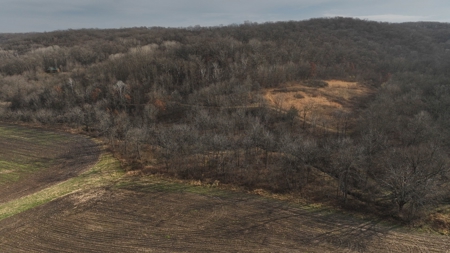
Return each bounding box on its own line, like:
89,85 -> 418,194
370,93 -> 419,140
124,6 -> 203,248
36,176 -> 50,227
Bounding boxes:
1,17 -> 449,225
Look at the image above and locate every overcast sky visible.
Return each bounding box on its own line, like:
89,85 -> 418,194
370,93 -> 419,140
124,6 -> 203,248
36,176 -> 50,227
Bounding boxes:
1,0 -> 449,33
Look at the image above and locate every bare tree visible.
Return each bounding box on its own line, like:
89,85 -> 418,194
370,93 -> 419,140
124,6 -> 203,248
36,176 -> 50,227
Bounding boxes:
379,144 -> 449,218
126,127 -> 147,160
331,138 -> 364,204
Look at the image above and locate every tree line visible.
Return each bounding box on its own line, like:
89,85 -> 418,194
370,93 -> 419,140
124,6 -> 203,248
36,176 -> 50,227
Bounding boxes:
1,17 -> 450,221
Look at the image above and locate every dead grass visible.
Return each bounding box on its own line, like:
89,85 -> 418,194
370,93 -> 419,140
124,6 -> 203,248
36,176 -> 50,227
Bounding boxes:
0,102 -> 11,107
264,80 -> 373,132
428,206 -> 450,235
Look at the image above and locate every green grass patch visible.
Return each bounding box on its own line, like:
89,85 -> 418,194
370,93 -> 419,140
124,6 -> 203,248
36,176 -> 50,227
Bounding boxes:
0,125 -> 70,145
0,156 -> 52,184
0,152 -> 124,221
0,125 -> 72,184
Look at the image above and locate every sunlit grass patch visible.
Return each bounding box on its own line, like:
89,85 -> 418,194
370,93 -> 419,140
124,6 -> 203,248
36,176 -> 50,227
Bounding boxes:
0,152 -> 124,220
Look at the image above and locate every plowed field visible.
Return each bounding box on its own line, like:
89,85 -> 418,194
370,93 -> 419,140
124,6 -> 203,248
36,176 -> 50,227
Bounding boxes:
0,124 -> 449,252
0,124 -> 100,203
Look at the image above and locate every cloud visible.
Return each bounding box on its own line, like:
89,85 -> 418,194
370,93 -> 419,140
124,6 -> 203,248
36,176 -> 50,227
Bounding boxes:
323,14 -> 431,23
320,0 -> 450,23
354,14 -> 431,23
0,0 -> 449,33
0,0 -> 344,32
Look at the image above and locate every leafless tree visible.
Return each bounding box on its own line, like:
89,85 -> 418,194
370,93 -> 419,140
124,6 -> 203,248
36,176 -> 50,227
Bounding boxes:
379,144 -> 449,218
331,138 -> 364,204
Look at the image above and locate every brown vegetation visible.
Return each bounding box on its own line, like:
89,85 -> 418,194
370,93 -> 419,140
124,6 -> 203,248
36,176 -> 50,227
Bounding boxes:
264,80 -> 373,133
1,17 -> 450,227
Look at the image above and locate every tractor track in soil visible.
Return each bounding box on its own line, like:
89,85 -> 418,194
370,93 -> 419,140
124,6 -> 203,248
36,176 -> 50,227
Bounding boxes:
0,123 -> 100,203
0,124 -> 449,252
0,183 -> 449,252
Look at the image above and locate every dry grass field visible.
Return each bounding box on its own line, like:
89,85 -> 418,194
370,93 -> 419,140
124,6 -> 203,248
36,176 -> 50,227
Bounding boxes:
264,80 -> 373,132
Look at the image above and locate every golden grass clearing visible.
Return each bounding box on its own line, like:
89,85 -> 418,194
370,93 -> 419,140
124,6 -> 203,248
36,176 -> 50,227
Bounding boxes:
264,80 -> 373,131
327,80 -> 359,88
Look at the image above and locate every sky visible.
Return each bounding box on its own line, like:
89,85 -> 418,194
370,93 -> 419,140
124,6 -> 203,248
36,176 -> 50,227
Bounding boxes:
0,0 -> 449,33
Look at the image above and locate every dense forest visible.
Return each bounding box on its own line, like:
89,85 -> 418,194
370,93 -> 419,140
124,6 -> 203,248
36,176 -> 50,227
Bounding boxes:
1,17 -> 450,224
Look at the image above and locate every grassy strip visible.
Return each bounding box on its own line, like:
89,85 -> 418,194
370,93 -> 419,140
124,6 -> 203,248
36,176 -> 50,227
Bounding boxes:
0,158 -> 50,184
116,177 -> 231,197
0,125 -> 70,183
0,152 -> 124,221
0,125 -> 69,145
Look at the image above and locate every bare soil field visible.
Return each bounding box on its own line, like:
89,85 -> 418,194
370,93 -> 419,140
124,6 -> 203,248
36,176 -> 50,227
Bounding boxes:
0,178 -> 449,252
0,123 -> 100,203
0,124 -> 449,252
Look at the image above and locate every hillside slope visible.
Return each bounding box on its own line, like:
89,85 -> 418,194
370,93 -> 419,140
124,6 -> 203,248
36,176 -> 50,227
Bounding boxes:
1,18 -> 450,224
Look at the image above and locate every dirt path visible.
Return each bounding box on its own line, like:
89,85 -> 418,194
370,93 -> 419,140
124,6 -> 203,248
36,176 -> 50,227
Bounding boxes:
0,182 -> 448,252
